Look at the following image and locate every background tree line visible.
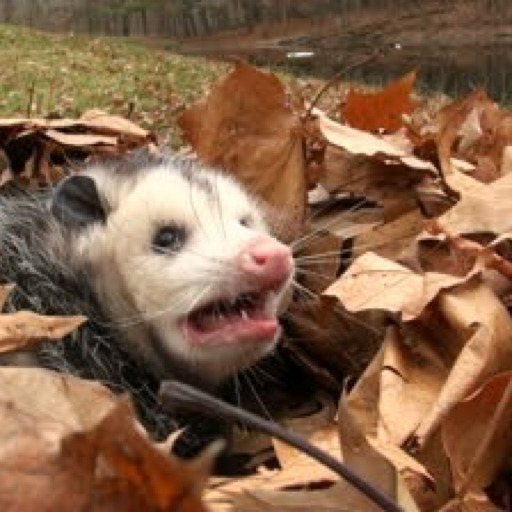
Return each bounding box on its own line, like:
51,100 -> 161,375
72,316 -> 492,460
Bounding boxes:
0,0 -> 458,38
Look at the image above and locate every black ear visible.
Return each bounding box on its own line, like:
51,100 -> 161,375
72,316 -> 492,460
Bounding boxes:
51,175 -> 106,229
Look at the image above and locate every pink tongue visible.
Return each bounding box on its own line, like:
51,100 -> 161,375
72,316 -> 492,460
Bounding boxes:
184,314 -> 278,346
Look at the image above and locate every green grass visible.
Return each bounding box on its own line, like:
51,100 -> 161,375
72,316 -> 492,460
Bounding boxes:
0,25 -> 227,145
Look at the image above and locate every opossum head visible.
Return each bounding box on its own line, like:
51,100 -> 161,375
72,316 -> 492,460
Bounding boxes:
51,153 -> 294,385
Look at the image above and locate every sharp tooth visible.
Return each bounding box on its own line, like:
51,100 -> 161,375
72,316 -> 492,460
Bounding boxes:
241,310 -> 249,320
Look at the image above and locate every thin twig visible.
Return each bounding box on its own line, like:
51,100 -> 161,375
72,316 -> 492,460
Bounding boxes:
307,50 -> 382,116
26,80 -> 36,118
160,380 -> 404,512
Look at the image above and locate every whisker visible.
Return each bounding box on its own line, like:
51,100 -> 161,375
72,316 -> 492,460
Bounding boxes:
233,373 -> 242,409
292,280 -> 319,299
289,279 -> 382,335
241,372 -> 272,421
294,231 -> 420,265
295,268 -> 338,282
250,363 -> 282,385
101,284 -> 214,329
291,197 -> 368,251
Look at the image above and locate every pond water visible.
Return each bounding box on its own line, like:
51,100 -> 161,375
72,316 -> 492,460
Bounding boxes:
180,36 -> 512,104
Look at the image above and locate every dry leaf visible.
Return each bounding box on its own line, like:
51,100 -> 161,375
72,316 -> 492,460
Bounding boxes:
429,90 -> 492,179
346,339 -> 450,509
272,402 -> 340,486
436,169 -> 512,236
342,70 -> 418,133
318,112 -> 434,173
45,129 -> 117,147
79,109 -> 151,140
413,280 -> 512,447
376,327 -> 447,447
179,62 -> 307,237
0,368 -> 207,512
352,209 -> 425,262
316,113 -> 437,222
0,311 -> 86,354
440,495 -> 502,512
338,397 -> 397,507
324,252 -> 470,322
0,111 -> 154,184
442,372 -> 512,495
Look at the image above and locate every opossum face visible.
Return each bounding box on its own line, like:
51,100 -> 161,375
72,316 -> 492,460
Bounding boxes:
52,157 -> 294,384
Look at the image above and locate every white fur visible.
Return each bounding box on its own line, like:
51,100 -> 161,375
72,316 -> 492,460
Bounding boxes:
72,161 -> 289,384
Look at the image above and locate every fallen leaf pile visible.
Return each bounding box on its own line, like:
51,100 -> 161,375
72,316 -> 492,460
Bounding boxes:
0,109 -> 156,188
2,61 -> 512,510
179,63 -> 512,510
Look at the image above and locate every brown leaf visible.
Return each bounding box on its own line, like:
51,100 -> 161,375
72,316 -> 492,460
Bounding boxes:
436,169 -> 512,237
413,281 -> 512,447
318,113 -> 433,172
0,367 -> 118,430
0,368 -> 207,512
338,396 -> 397,506
342,70 -> 418,133
324,252 -> 470,321
272,402 -> 340,486
79,109 -> 151,140
0,111 -> 154,182
45,129 -> 117,147
373,327 -> 447,447
346,338 -> 450,509
179,62 -> 307,237
440,495 -> 502,512
442,372 -> 512,495
317,113 -> 436,222
0,311 -> 85,354
430,90 -> 492,180
352,209 -> 425,262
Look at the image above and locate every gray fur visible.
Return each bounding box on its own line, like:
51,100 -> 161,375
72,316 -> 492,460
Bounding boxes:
0,185 -> 176,437
0,150 -> 212,437
0,149 -> 287,443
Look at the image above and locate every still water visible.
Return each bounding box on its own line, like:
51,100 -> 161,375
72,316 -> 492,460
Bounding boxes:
181,37 -> 512,104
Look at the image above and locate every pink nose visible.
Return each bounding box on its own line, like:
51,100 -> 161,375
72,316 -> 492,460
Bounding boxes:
239,237 -> 293,290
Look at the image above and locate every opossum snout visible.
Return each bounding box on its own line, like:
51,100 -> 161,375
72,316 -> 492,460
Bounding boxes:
238,237 -> 293,290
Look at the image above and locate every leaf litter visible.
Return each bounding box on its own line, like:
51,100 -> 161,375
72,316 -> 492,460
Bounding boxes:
1,59 -> 512,510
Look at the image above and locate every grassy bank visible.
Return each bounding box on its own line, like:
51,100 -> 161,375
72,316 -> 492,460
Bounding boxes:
0,25 -> 227,145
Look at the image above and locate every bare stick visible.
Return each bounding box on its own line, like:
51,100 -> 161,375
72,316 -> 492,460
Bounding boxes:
27,80 -> 36,118
160,380 -> 404,512
307,50 -> 382,116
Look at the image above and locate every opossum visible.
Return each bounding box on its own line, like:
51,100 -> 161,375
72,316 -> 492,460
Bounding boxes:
0,150 -> 294,444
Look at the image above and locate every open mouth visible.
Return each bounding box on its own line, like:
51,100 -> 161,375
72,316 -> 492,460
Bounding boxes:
181,291 -> 279,346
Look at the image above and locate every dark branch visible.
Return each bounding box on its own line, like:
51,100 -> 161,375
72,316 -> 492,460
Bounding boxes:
160,380 -> 404,512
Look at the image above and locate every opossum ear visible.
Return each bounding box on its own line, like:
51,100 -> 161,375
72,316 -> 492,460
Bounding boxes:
51,175 -> 106,229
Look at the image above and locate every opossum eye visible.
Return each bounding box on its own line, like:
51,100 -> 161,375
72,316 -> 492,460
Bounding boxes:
153,225 -> 187,254
239,215 -> 253,227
